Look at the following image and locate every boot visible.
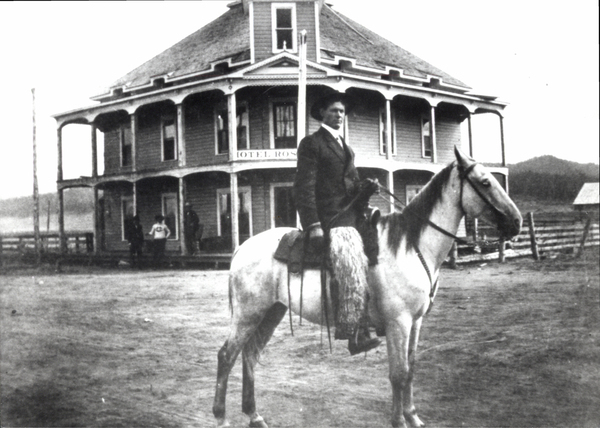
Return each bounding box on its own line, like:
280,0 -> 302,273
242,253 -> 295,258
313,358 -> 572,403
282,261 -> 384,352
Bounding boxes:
348,329 -> 382,356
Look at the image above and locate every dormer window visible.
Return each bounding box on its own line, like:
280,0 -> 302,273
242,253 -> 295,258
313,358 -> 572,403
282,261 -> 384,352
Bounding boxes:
272,3 -> 296,53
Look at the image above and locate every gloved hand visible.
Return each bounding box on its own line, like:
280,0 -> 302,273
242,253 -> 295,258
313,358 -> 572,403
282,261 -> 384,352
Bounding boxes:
359,178 -> 380,196
308,224 -> 325,252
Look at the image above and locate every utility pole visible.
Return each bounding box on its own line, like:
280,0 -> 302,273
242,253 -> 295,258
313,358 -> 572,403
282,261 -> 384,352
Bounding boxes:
32,88 -> 41,265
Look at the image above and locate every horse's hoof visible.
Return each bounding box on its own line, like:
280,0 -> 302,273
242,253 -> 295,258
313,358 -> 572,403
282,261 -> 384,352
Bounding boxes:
249,415 -> 268,428
404,410 -> 424,427
216,418 -> 230,428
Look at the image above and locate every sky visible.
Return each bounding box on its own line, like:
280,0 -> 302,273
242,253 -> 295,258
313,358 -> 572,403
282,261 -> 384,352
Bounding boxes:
0,0 -> 598,200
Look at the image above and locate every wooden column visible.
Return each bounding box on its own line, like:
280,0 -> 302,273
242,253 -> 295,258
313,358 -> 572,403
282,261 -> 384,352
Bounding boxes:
230,172 -> 239,251
467,113 -> 473,158
57,126 -> 66,253
499,115 -> 506,167
132,182 -> 137,216
227,93 -> 238,162
430,105 -> 437,163
388,170 -> 395,214
93,186 -> 99,254
179,177 -> 187,256
297,29 -> 307,142
177,103 -> 186,166
130,113 -> 137,170
91,123 -> 98,178
385,99 -> 393,160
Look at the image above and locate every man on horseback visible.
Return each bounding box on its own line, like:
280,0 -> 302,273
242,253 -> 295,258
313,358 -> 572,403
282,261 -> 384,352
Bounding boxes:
293,92 -> 381,355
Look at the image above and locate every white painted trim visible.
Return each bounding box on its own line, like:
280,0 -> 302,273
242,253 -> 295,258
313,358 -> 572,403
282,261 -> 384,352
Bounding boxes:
269,97 -> 297,149
249,1 -> 255,64
121,196 -> 134,241
420,114 -> 432,159
379,106 -> 396,156
214,101 -> 250,155
161,192 -> 179,240
314,1 -> 321,63
161,115 -> 178,162
269,182 -> 296,229
271,3 -> 297,54
216,186 -> 253,237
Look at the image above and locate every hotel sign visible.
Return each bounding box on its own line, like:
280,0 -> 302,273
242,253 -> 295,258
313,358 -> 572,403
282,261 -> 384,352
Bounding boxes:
236,149 -> 297,160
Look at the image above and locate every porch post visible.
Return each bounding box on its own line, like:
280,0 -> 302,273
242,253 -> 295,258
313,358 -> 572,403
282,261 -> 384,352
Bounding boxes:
227,93 -> 238,162
57,125 -> 66,253
179,177 -> 187,255
388,170 -> 395,213
467,113 -> 474,158
499,115 -> 506,167
130,113 -> 137,170
91,123 -> 98,178
430,105 -> 437,163
177,103 -> 186,167
230,172 -> 240,251
132,181 -> 137,216
93,185 -> 99,254
385,98 -> 393,160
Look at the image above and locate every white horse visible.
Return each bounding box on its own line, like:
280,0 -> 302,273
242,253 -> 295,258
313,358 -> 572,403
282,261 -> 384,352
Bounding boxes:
212,147 -> 522,428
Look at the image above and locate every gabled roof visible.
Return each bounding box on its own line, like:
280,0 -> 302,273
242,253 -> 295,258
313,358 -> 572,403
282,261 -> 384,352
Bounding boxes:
573,183 -> 600,206
319,5 -> 468,89
100,1 -> 469,98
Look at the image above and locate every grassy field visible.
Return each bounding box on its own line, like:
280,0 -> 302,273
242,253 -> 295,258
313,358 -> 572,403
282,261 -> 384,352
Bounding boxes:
1,249 -> 599,427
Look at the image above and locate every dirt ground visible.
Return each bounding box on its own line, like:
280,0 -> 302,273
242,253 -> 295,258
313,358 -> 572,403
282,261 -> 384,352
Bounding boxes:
1,248 -> 599,428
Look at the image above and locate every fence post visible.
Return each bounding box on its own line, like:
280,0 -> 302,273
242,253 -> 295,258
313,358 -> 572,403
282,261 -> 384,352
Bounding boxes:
576,216 -> 593,258
527,212 -> 540,260
498,238 -> 505,263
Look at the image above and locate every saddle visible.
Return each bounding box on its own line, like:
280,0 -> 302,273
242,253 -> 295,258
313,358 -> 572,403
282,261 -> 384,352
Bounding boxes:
273,229 -> 323,273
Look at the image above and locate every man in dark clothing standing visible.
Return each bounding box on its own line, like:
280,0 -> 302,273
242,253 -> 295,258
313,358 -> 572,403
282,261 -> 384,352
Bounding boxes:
126,215 -> 144,268
293,92 -> 381,356
184,202 -> 201,255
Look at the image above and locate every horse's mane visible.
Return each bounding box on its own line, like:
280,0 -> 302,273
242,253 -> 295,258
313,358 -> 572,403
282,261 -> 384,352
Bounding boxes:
379,162 -> 456,254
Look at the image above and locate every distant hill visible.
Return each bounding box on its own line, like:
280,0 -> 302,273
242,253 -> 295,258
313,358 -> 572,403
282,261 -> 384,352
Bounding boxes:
509,156 -> 599,203
0,188 -> 94,218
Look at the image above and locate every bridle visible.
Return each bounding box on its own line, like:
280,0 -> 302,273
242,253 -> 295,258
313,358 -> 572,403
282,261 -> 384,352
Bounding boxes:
377,162 -> 506,314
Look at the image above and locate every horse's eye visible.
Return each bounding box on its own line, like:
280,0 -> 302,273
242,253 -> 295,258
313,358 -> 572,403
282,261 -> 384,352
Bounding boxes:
481,179 -> 491,187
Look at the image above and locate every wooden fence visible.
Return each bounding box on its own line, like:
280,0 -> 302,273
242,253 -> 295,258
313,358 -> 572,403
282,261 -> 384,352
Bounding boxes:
455,212 -> 599,264
0,231 -> 93,255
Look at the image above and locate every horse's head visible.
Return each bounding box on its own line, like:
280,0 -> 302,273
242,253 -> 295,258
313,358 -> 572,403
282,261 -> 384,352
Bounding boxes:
454,146 -> 522,239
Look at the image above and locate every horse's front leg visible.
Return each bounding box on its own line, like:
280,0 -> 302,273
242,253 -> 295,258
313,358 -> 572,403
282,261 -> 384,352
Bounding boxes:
385,316 -> 412,428
403,317 -> 424,428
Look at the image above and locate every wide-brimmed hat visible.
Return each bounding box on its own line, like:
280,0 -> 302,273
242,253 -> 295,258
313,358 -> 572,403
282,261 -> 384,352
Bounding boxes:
310,92 -> 354,121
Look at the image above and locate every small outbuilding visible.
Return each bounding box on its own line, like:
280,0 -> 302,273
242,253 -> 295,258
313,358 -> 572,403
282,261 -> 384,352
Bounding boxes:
573,182 -> 599,219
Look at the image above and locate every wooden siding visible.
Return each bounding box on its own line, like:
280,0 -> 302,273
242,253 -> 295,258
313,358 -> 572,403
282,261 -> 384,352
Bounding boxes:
435,115 -> 463,165
348,103 -> 381,159
253,1 -> 317,63
184,99 -> 221,166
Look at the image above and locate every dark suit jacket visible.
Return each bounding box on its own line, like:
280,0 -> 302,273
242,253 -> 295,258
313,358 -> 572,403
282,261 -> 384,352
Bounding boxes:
293,127 -> 360,230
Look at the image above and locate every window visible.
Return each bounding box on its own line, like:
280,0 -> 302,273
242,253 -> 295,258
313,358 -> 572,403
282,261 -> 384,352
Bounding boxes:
271,183 -> 296,228
120,125 -> 132,167
217,187 -> 252,240
162,117 -> 177,161
272,101 -> 297,148
162,193 -> 178,239
421,115 -> 432,158
272,4 -> 296,52
121,197 -> 134,241
406,185 -> 422,205
379,107 -> 396,156
215,103 -> 249,154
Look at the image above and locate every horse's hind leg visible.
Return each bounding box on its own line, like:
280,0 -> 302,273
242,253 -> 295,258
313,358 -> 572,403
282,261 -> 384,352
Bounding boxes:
242,301 -> 288,428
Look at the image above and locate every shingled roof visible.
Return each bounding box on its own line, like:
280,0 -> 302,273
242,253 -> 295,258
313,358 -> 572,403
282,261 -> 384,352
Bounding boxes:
319,5 -> 468,88
109,5 -> 250,90
104,1 -> 468,95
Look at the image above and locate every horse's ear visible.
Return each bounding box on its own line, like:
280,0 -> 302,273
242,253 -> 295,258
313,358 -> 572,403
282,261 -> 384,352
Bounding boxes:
454,145 -> 475,169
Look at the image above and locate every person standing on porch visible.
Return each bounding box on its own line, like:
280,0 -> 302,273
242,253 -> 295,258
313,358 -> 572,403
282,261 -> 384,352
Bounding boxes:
184,202 -> 201,255
148,214 -> 170,266
126,214 -> 144,268
293,92 -> 381,356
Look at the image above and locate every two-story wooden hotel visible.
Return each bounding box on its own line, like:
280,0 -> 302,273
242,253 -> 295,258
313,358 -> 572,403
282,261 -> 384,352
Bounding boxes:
53,0 -> 509,256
